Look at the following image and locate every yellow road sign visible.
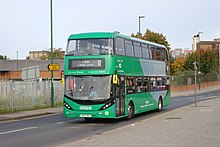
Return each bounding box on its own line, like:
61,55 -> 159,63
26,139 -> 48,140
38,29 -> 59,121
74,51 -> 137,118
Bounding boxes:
48,63 -> 60,71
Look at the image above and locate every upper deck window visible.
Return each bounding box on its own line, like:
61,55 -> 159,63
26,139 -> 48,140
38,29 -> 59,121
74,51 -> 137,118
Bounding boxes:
66,38 -> 113,56
142,44 -> 149,59
125,40 -> 134,56
115,37 -> 125,55
133,42 -> 142,58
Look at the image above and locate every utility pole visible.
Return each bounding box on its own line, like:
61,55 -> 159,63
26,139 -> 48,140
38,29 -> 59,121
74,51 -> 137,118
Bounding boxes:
50,0 -> 54,107
193,61 -> 197,107
138,16 -> 145,37
16,51 -> 18,77
197,32 -> 203,90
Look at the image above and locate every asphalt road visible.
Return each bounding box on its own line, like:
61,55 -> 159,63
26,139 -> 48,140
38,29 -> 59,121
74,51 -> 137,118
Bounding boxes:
0,90 -> 220,147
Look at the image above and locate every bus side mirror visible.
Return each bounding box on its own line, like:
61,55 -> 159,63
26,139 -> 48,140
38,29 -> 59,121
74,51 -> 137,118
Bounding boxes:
113,74 -> 119,84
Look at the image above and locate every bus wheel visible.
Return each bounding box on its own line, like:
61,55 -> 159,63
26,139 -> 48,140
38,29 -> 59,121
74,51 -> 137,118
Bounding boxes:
157,97 -> 163,112
127,102 -> 134,120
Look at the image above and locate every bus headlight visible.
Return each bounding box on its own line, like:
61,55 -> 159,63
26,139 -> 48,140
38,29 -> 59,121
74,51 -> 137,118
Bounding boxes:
99,101 -> 114,110
64,101 -> 74,110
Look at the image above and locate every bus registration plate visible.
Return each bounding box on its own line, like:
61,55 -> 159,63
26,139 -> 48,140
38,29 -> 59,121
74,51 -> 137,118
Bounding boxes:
80,114 -> 92,118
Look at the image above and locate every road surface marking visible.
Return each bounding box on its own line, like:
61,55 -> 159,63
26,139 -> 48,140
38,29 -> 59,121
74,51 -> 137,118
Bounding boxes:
0,127 -> 37,135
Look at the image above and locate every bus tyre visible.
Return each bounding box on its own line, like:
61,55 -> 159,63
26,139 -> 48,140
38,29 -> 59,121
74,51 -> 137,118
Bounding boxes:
127,102 -> 134,120
157,98 -> 163,112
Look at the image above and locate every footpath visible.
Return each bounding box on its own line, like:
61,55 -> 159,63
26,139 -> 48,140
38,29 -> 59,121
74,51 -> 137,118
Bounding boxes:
61,86 -> 220,147
1,85 -> 220,146
0,107 -> 62,122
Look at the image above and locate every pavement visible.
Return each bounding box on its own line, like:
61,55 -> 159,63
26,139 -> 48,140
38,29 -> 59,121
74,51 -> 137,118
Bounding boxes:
0,107 -> 63,122
1,85 -> 220,146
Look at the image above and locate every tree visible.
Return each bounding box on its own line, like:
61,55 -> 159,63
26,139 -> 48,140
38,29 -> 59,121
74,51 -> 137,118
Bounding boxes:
132,29 -> 171,51
178,48 -> 218,76
0,55 -> 7,60
53,48 -> 64,60
199,48 -> 218,74
171,57 -> 185,75
182,52 -> 195,72
40,48 -> 64,60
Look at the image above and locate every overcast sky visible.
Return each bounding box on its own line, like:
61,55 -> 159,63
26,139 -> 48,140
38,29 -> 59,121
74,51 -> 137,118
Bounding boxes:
0,0 -> 219,59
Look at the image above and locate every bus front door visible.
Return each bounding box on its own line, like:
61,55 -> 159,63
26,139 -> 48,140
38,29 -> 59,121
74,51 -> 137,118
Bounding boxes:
115,77 -> 125,117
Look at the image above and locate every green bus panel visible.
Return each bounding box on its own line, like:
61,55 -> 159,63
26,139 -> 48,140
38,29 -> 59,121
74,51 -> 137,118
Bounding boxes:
64,55 -> 116,75
64,97 -> 117,119
114,56 -> 166,77
64,90 -> 170,119
64,55 -> 158,76
125,90 -> 171,115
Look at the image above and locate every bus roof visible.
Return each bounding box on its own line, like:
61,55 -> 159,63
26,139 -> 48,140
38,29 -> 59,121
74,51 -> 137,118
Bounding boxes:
68,32 -> 166,49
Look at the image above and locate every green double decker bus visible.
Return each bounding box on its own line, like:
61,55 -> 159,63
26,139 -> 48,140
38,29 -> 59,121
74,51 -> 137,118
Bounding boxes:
63,32 -> 170,119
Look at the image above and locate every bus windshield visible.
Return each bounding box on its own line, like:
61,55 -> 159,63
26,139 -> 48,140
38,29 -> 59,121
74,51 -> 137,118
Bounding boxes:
66,38 -> 113,55
65,76 -> 111,101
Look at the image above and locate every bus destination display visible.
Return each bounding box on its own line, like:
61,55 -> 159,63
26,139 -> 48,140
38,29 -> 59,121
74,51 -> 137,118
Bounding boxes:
68,58 -> 105,70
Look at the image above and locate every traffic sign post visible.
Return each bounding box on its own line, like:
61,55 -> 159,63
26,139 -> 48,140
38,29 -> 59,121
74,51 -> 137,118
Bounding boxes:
48,63 -> 60,107
50,0 -> 54,108
193,61 -> 197,107
48,63 -> 60,71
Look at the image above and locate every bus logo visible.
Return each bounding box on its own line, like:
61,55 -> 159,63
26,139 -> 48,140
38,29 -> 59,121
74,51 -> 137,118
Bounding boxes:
79,106 -> 92,110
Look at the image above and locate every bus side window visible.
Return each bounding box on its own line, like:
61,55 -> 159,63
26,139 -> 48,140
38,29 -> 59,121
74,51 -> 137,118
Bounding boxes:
156,47 -> 161,60
126,77 -> 135,94
135,77 -> 143,93
143,77 -> 150,92
161,48 -> 165,61
142,44 -> 149,59
162,77 -> 166,90
125,40 -> 134,57
149,46 -> 153,59
150,77 -> 156,92
150,46 -> 156,60
115,37 -> 125,55
156,77 -> 162,91
165,77 -> 170,90
133,42 -> 142,58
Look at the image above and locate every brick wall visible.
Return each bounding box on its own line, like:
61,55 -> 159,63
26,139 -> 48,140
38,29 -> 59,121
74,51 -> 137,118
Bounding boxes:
0,71 -> 62,80
171,81 -> 220,92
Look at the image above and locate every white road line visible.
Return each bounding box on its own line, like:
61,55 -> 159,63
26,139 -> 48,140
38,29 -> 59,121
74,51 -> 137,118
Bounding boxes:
0,127 -> 37,135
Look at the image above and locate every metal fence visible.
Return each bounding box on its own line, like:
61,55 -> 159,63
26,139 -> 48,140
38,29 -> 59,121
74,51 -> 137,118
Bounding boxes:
1,73 -> 219,110
170,73 -> 220,86
0,80 -> 64,110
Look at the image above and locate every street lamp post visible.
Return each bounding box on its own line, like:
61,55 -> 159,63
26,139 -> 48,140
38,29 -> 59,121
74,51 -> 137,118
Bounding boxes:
193,61 -> 197,107
219,42 -> 220,73
138,16 -> 145,37
197,32 -> 203,90
16,50 -> 18,77
50,0 -> 54,107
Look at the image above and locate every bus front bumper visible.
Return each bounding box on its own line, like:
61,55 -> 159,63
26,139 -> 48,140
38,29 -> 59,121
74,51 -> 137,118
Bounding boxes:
64,107 -> 116,119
